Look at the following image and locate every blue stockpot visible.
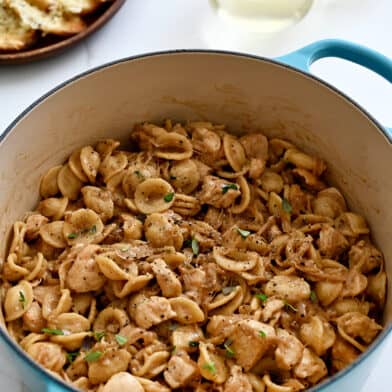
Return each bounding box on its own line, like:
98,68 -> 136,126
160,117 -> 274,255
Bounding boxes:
1,39 -> 391,392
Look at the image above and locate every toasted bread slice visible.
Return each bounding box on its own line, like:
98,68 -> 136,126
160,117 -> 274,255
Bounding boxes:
8,0 -> 86,35
0,3 -> 36,50
28,0 -> 102,15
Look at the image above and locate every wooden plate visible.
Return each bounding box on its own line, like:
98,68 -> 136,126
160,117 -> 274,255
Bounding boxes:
0,0 -> 126,65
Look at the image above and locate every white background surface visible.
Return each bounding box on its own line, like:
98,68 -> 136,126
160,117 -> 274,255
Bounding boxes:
0,0 -> 391,391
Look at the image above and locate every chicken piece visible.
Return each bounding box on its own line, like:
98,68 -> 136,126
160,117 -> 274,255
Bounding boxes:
180,265 -> 206,304
239,133 -> 268,162
224,365 -> 253,392
131,296 -> 176,329
144,212 -> 183,250
181,220 -> 222,251
286,184 -> 312,215
229,319 -> 276,370
294,348 -> 327,384
248,158 -> 265,179
25,214 -> 49,241
204,207 -> 224,230
264,275 -> 311,302
341,270 -> 367,297
318,225 -> 349,258
66,245 -> 106,293
22,301 -> 46,333
206,315 -> 248,339
199,176 -> 240,209
26,342 -> 66,372
151,258 -> 182,298
102,372 -> 144,392
171,325 -> 204,352
275,329 -> 304,370
349,240 -> 384,274
122,214 -> 143,241
261,298 -> 285,323
331,337 -> 359,371
164,351 -> 199,388
191,127 -> 223,166
337,312 -> 382,344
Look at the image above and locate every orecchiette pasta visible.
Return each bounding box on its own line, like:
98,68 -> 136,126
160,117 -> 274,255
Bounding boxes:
1,121 -> 385,392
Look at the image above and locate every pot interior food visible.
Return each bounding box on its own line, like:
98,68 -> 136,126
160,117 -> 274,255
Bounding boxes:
0,51 -> 391,390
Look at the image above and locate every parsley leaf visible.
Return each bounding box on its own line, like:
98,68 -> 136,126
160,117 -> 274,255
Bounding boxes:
67,233 -> 77,239
89,225 -> 97,234
310,290 -> 318,303
282,198 -> 292,214
168,323 -> 179,331
237,228 -> 251,239
134,170 -> 144,179
191,238 -> 199,256
19,291 -> 26,309
255,293 -> 268,302
84,351 -> 102,362
202,362 -> 216,374
94,331 -> 106,342
66,351 -> 79,364
41,328 -> 64,336
170,175 -> 177,180
164,192 -> 175,202
115,334 -> 127,346
171,345 -> 177,354
224,339 -> 235,357
222,183 -> 238,194
189,341 -> 199,348
259,330 -> 266,338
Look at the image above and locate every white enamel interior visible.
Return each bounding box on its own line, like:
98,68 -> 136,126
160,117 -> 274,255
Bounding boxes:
0,52 -> 391,389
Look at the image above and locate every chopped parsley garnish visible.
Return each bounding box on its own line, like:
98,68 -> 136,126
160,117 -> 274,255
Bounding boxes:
94,331 -> 106,342
259,330 -> 266,338
89,225 -> 97,234
282,198 -> 292,214
191,238 -> 199,256
19,291 -> 26,309
222,286 -> 236,296
66,351 -> 79,364
255,293 -> 268,302
310,290 -> 318,303
189,341 -> 200,348
115,334 -> 127,346
170,175 -> 177,180
164,192 -> 175,202
67,233 -> 77,239
222,183 -> 238,194
183,239 -> 192,248
168,323 -> 179,331
84,351 -> 102,362
284,302 -> 298,312
202,362 -> 216,374
41,328 -> 64,336
171,345 -> 177,354
224,339 -> 235,357
237,228 -> 251,239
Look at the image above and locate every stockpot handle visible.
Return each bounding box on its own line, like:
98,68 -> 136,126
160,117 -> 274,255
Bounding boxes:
276,39 -> 392,137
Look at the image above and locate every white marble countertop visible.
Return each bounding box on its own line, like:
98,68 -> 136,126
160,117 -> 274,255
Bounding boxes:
0,0 -> 391,390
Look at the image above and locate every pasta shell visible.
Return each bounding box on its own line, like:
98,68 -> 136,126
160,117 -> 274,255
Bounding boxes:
102,373 -> 144,392
223,134 -> 247,172
80,145 -> 101,183
63,209 -> 104,245
51,332 -> 91,352
96,139 -> 120,160
26,342 -> 66,372
81,186 -> 114,222
169,296 -> 205,324
122,163 -> 158,197
335,212 -> 369,237
57,164 -> 83,200
111,274 -> 153,298
96,253 -> 129,281
198,342 -> 228,384
39,165 -> 62,199
231,176 -> 250,214
42,288 -> 73,319
213,247 -> 258,272
93,308 -> 129,333
48,312 -> 90,333
264,275 -> 311,302
169,159 -> 200,194
154,132 -> 193,160
38,197 -> 68,220
259,171 -> 284,194
39,221 -> 67,248
172,193 -> 201,217
99,151 -> 128,182
284,149 -> 326,176
5,280 -> 33,321
68,149 -> 88,182
211,286 -> 245,316
134,178 -> 175,214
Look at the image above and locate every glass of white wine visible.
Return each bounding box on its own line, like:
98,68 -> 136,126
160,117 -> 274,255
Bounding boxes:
210,0 -> 314,33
